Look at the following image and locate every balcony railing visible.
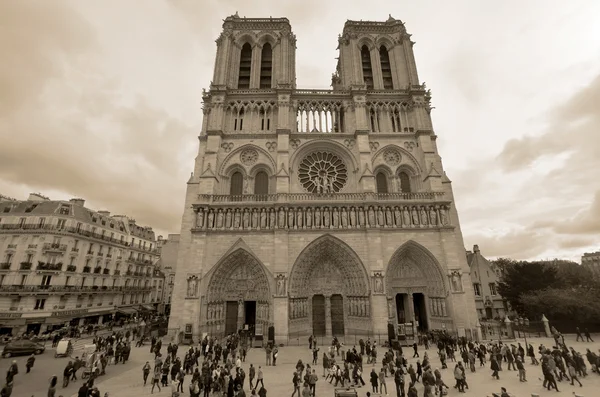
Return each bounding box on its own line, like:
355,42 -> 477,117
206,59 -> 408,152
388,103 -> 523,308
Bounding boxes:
20,262 -> 32,270
126,270 -> 133,276
71,247 -> 79,253
0,263 -> 11,270
27,244 -> 38,249
36,262 -> 63,271
97,252 -> 104,257
42,243 -> 67,253
103,268 -> 110,275
82,266 -> 91,273
7,244 -> 17,249
199,192 -> 444,204
114,270 -> 121,276
93,267 -> 102,274
0,224 -> 132,248
66,265 -> 77,272
106,254 -> 112,258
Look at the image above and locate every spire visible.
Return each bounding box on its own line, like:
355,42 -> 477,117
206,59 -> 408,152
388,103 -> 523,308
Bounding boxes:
387,14 -> 396,23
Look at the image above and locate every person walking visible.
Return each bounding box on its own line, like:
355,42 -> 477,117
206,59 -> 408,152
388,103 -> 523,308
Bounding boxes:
576,327 -> 584,342
378,367 -> 387,395
142,362 -> 151,385
490,356 -> 500,380
370,368 -> 378,394
256,366 -> 265,389
568,362 -> 582,387
453,364 -> 465,393
48,375 -> 58,397
584,328 -> 594,342
151,367 -> 161,394
25,355 -> 35,374
516,356 -> 526,382
412,343 -> 419,358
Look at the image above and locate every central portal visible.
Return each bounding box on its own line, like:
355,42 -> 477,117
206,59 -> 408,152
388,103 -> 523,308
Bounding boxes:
312,295 -> 326,336
244,300 -> 256,335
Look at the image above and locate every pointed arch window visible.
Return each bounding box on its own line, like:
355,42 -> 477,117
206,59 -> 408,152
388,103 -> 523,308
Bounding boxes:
399,171 -> 411,193
361,45 -> 374,89
376,172 -> 388,194
380,46 -> 393,89
260,43 -> 272,89
254,171 -> 269,199
238,43 -> 252,89
230,172 -> 244,196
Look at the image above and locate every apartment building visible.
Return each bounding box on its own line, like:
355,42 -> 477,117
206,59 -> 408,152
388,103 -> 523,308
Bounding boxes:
0,193 -> 164,335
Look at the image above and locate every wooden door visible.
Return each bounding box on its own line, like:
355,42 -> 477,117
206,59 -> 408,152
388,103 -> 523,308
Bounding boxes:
330,294 -> 345,336
312,295 -> 326,337
225,301 -> 238,336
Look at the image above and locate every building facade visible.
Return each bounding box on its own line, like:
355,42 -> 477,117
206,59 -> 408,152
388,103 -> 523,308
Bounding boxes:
466,245 -> 507,321
0,193 -> 163,335
157,234 -> 179,315
168,15 -> 479,342
582,251 -> 600,279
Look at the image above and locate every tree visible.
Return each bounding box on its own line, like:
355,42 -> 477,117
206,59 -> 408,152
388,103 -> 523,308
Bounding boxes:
496,260 -> 562,315
522,286 -> 600,325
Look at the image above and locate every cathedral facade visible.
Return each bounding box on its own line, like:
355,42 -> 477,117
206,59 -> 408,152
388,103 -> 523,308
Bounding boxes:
168,14 -> 479,343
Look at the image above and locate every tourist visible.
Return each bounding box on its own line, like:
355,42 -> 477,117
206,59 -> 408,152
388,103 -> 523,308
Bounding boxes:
48,375 -> 58,397
370,368 -> 378,394
568,362 -> 582,387
584,328 -> 594,342
25,355 -> 35,374
378,366 -> 387,395
142,361 -> 151,385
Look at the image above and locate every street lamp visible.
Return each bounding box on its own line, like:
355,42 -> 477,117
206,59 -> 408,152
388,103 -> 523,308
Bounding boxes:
517,317 -> 529,351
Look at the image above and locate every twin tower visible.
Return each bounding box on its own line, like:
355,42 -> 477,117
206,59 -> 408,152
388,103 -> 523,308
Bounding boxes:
168,14 -> 480,344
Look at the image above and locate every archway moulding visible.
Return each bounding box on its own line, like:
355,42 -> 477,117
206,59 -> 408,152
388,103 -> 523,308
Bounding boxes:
288,234 -> 370,298
372,144 -> 422,174
384,240 -> 448,298
218,144 -> 276,177
289,139 -> 360,174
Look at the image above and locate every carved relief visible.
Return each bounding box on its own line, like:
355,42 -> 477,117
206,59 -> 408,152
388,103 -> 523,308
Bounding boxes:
343,138 -> 355,149
275,274 -> 287,296
449,270 -> 463,293
240,148 -> 259,166
369,142 -> 380,152
265,142 -> 277,152
383,149 -> 401,166
298,151 -> 348,194
404,141 -> 416,152
221,142 -> 234,153
290,139 -> 301,150
186,275 -> 199,298
372,272 -> 384,294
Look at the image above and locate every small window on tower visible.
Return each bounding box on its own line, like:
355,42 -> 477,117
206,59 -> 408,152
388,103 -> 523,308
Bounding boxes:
238,43 -> 252,89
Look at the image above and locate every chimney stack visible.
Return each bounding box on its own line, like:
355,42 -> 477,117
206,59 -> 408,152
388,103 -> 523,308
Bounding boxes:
473,244 -> 480,253
70,198 -> 85,206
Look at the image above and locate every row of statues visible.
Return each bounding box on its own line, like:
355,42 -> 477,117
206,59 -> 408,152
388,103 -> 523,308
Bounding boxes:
206,302 -> 271,322
430,297 -> 448,317
195,204 -> 450,230
348,297 -> 370,317
289,298 -> 309,319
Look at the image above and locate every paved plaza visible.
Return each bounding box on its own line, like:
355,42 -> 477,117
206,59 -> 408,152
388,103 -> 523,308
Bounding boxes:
1,333 -> 599,396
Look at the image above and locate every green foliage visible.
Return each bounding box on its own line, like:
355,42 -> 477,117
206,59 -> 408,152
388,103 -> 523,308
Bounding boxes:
521,287 -> 600,322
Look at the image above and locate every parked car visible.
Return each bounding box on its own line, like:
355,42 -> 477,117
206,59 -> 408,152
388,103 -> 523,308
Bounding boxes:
2,340 -> 45,358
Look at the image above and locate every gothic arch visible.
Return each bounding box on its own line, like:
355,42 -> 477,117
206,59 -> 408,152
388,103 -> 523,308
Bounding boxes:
372,144 -> 423,174
248,163 -> 275,178
288,234 -> 370,297
206,246 -> 273,303
290,139 -> 359,173
356,37 -> 376,51
385,240 -> 447,298
374,35 -> 396,51
256,31 -> 277,47
218,144 -> 276,177
234,32 -> 258,47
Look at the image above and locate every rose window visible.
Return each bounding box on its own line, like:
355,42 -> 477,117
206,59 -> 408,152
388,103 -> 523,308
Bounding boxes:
298,151 -> 348,193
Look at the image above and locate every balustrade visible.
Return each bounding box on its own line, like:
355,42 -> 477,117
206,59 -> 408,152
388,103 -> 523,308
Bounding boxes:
193,202 -> 451,232
199,192 -> 443,204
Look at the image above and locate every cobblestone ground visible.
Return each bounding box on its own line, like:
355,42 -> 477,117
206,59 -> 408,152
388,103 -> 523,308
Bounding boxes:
59,334 -> 600,397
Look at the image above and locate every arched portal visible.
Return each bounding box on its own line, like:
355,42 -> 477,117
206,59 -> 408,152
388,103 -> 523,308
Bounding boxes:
385,241 -> 449,332
288,235 -> 370,337
205,248 -> 272,337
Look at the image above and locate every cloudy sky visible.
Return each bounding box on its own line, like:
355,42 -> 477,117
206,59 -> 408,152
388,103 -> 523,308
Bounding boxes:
1,0 -> 600,261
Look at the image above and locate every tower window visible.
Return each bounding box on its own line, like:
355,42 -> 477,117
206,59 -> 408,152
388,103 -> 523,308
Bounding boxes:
260,43 -> 272,89
361,45 -> 374,89
376,172 -> 388,194
230,172 -> 244,196
254,171 -> 269,197
399,172 -> 411,193
238,43 -> 252,89
380,46 -> 393,89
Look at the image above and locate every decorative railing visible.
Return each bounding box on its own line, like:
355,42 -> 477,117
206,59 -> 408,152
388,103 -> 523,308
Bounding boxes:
0,263 -> 11,270
66,265 -> 77,272
36,262 -> 63,271
42,243 -> 67,253
0,224 -> 132,249
82,266 -> 91,273
7,244 -> 17,249
192,201 -> 452,232
199,192 -> 444,204
20,262 -> 32,270
103,268 -> 110,275
93,267 -> 102,274
114,270 -> 121,276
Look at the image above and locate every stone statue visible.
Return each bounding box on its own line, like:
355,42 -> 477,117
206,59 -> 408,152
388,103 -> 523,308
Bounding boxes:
225,209 -> 232,228
251,208 -> 258,228
377,207 -> 385,226
385,207 -> 393,226
387,299 -> 393,318
207,210 -> 215,229
358,207 -> 365,227
242,209 -> 250,229
332,208 -> 339,228
360,299 -> 365,316
411,207 -> 419,226
440,206 -> 449,226
394,207 -> 402,227
291,301 -> 297,318
374,276 -> 383,293
314,208 -> 321,227
451,272 -> 462,292
208,306 -> 213,319
276,277 -> 286,296
296,208 -> 303,228
341,208 -> 348,228
402,206 -> 411,226
441,300 -> 447,316
367,207 -> 375,226
288,208 -> 295,229
429,206 -> 438,226
233,210 -> 241,228
278,208 -> 285,228
269,208 -> 276,228
260,209 -> 267,229
306,208 -> 313,228
420,207 -> 428,226
365,300 -> 370,316
196,210 -> 205,228
187,277 -> 197,297
349,207 -> 356,227
312,176 -> 322,194
323,208 -> 330,227
216,210 -> 224,228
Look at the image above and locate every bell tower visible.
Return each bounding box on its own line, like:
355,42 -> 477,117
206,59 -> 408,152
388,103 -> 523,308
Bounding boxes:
211,13 -> 297,90
335,15 -> 419,90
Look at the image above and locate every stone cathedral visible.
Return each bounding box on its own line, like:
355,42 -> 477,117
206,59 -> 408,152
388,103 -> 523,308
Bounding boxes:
168,14 -> 479,343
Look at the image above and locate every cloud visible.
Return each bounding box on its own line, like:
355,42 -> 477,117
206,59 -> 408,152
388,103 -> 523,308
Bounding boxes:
0,2 -> 197,234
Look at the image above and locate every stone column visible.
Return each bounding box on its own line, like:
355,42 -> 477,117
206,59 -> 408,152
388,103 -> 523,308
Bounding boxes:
237,300 -> 245,331
273,297 -> 289,344
406,294 -> 415,325
325,295 -> 332,337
